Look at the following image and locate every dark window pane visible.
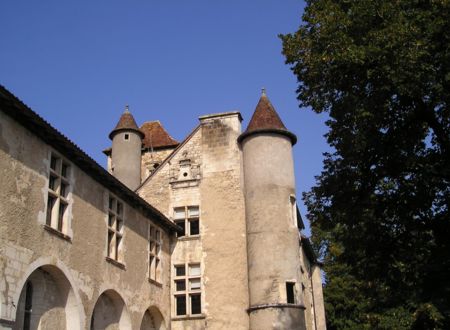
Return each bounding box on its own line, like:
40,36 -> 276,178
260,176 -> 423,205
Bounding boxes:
176,295 -> 186,316
50,155 -> 58,171
117,202 -> 123,215
191,294 -> 201,314
49,175 -> 57,190
190,219 -> 199,235
61,163 -> 69,177
109,197 -> 114,210
108,231 -> 114,257
24,282 -> 33,330
108,214 -> 114,227
286,282 -> 295,304
175,280 -> 186,291
46,196 -> 56,225
176,221 -> 185,237
60,182 -> 68,197
58,202 -> 67,231
175,265 -> 185,276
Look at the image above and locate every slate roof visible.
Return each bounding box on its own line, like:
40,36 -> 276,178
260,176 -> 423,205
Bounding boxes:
238,92 -> 297,145
0,85 -> 180,233
109,108 -> 144,140
140,121 -> 179,150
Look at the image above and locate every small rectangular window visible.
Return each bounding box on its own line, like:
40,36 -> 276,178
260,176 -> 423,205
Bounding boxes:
107,195 -> 124,262
124,133 -> 129,140
191,294 -> 201,315
49,175 -> 57,190
58,202 -> 67,231
286,282 -> 295,304
50,155 -> 58,171
46,195 -> 56,225
175,265 -> 185,277
174,207 -> 185,219
175,220 -> 185,237
176,295 -> 186,316
190,219 -> 199,235
61,163 -> 69,178
188,206 -> 199,217
174,263 -> 202,316
46,153 -> 71,235
173,205 -> 200,237
148,225 -> 162,283
189,278 -> 201,290
189,264 -> 201,276
175,280 -> 186,291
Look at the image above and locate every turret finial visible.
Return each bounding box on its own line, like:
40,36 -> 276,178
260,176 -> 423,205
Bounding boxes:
261,87 -> 266,96
124,105 -> 130,113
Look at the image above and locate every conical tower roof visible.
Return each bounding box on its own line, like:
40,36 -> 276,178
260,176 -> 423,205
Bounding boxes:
238,90 -> 297,145
109,106 -> 144,140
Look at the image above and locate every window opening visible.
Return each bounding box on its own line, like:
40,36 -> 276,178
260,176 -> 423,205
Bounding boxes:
174,263 -> 202,316
23,281 -> 33,330
46,153 -> 70,233
286,282 -> 296,304
107,196 -> 124,261
149,225 -> 162,282
173,206 -> 200,237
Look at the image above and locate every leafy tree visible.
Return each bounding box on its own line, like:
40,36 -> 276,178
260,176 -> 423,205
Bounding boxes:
280,0 -> 450,328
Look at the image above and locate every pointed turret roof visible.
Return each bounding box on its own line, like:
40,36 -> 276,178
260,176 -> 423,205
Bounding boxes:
109,106 -> 144,140
238,90 -> 297,145
140,121 -> 179,149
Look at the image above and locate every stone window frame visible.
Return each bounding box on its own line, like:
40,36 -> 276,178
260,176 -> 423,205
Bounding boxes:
149,224 -> 162,284
106,195 -> 125,268
173,206 -> 200,238
45,152 -> 72,239
173,263 -> 203,318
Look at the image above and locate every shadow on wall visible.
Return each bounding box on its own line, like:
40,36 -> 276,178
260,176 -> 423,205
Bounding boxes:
90,289 -> 132,330
140,306 -> 166,330
14,265 -> 81,330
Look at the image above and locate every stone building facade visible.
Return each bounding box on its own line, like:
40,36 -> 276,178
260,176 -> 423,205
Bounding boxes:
0,85 -> 326,329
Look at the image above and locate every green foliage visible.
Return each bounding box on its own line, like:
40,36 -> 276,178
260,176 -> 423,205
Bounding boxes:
281,0 -> 450,329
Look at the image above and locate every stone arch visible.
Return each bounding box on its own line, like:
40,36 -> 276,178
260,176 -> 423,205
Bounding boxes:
140,306 -> 166,330
90,289 -> 132,330
14,263 -> 82,330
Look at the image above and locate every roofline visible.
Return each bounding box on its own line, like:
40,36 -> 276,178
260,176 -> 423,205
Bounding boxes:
237,128 -> 297,145
136,125 -> 201,191
0,85 -> 180,234
300,234 -> 319,264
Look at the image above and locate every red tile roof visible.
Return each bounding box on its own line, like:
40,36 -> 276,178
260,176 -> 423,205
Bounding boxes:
140,121 -> 179,149
109,108 -> 144,140
246,93 -> 287,132
238,93 -> 297,145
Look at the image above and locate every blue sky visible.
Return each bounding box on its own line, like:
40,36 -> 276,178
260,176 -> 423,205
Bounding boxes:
0,1 -> 329,235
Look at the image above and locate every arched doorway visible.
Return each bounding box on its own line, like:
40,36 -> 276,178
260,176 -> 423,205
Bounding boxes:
90,289 -> 131,330
14,265 -> 81,330
140,306 -> 166,330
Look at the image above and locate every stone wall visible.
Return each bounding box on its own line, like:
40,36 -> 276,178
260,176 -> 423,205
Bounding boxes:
138,112 -> 250,330
0,112 -> 171,329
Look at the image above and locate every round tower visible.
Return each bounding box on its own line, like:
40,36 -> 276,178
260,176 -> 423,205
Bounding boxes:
109,106 -> 144,190
238,90 -> 305,330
